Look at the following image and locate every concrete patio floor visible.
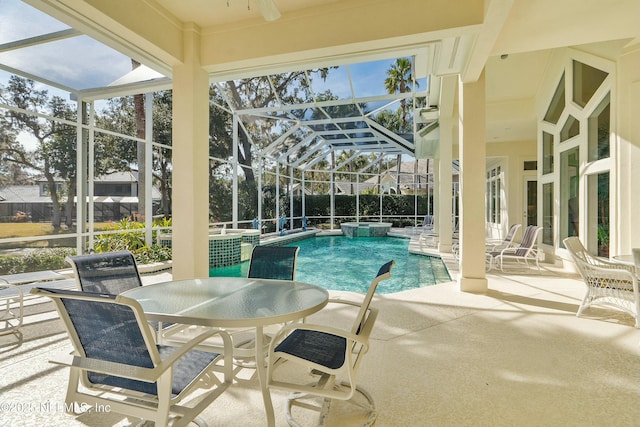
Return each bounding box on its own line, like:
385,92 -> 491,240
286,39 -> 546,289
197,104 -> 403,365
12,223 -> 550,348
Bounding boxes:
1,249 -> 639,426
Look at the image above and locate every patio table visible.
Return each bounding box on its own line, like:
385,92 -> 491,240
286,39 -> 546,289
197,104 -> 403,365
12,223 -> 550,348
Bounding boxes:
122,276 -> 329,427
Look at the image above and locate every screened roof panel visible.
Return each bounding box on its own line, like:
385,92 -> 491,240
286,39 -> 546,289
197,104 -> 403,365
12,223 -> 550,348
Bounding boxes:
337,121 -> 368,130
0,1 -> 69,43
0,35 -> 134,91
350,59 -> 401,98
269,71 -> 315,106
0,1 -> 158,93
308,65 -> 351,100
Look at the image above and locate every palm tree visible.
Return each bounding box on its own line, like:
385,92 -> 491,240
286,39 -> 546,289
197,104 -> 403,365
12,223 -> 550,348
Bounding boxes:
384,58 -> 416,193
384,58 -> 414,131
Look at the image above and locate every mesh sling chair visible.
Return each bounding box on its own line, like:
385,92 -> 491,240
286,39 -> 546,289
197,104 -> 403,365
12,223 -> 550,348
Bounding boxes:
163,245 -> 301,365
30,287 -> 233,427
248,245 -> 300,281
67,250 -> 144,295
66,250 -> 174,338
564,237 -> 640,328
267,260 -> 395,427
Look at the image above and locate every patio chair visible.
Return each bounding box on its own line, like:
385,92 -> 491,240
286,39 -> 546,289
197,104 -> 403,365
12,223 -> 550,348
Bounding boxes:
486,223 -> 522,252
452,223 -> 522,259
564,237 -> 640,328
234,245 -> 301,360
417,214 -> 434,233
420,219 -> 458,248
30,287 -> 233,427
486,225 -> 542,272
267,260 -> 395,427
67,250 -> 174,337
66,250 -> 143,295
248,245 -> 300,280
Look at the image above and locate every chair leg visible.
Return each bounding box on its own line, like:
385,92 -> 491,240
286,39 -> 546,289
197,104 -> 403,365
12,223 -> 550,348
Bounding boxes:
284,383 -> 377,427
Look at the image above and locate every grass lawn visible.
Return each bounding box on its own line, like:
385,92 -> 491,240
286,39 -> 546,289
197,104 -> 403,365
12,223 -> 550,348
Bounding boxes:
0,222 -> 113,240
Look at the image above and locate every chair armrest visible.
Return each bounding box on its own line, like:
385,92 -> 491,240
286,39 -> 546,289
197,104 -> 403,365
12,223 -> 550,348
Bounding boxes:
50,328 -> 232,383
50,353 -> 159,383
590,256 -> 635,273
158,328 -> 232,369
584,264 -> 636,282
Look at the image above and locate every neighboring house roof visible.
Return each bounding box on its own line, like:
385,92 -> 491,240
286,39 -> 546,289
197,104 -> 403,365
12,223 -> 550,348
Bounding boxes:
334,181 -> 376,195
0,172 -> 161,204
95,171 -> 139,182
33,171 -> 140,184
0,185 -> 46,203
0,186 -> 160,204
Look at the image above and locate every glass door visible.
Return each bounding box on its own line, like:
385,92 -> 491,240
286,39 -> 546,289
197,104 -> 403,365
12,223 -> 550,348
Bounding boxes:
524,177 -> 538,227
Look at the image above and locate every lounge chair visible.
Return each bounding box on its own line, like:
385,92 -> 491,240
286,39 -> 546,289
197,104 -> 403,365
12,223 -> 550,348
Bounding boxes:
453,223 -> 520,259
486,223 -> 522,252
486,225 -> 542,272
417,214 -> 434,233
421,219 -> 458,248
267,260 -> 394,426
31,287 -> 232,426
564,237 -> 639,328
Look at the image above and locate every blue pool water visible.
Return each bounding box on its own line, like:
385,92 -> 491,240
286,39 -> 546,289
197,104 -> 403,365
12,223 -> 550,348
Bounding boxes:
209,236 -> 450,294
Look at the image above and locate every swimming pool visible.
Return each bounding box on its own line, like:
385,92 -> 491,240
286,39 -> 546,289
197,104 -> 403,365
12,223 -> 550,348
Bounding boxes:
209,236 -> 450,294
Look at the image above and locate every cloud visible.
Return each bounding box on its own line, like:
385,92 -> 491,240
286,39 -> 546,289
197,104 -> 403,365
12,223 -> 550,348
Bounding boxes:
0,1 -> 133,91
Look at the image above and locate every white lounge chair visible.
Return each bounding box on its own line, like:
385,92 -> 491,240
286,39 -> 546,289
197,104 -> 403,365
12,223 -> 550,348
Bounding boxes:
453,223 -> 522,259
486,225 -> 542,272
564,237 -> 639,328
486,223 -> 522,252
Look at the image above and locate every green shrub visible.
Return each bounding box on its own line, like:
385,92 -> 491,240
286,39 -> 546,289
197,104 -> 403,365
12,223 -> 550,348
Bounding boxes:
93,218 -> 172,263
0,248 -> 75,274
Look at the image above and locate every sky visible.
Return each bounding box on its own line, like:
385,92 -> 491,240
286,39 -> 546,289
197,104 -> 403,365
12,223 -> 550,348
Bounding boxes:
0,0 -> 133,91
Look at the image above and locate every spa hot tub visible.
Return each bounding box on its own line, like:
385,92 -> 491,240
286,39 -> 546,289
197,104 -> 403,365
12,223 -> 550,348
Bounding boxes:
340,222 -> 392,237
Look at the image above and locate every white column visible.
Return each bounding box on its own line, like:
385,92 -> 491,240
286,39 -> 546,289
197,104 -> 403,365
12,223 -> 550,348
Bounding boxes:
144,93 -> 153,245
276,163 -> 280,232
76,101 -> 88,253
232,115 -> 238,228
171,24 -> 210,279
458,71 -> 488,293
438,116 -> 453,253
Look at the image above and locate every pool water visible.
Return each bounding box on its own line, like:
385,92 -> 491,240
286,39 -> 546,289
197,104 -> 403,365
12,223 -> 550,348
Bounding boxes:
209,236 -> 451,294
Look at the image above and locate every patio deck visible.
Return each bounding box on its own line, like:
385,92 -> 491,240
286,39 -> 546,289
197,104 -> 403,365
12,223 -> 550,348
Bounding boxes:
1,244 -> 639,426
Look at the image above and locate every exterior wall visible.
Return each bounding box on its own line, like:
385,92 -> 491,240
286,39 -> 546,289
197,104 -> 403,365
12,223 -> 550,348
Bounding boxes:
616,44 -> 640,254
534,45 -> 638,269
486,140 -> 537,242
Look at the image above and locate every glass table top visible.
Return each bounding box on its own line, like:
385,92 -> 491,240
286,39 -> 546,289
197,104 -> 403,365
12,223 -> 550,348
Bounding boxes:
122,277 -> 329,328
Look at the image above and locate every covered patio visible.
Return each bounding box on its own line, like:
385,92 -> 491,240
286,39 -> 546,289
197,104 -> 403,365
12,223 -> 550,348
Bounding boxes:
1,0 -> 640,426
